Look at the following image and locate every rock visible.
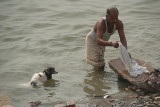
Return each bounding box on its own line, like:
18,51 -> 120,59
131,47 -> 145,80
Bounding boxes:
125,88 -> 129,91
154,96 -> 160,101
55,104 -> 66,107
108,58 -> 156,92
55,101 -> 75,107
153,100 -> 160,104
146,104 -> 156,106
66,103 -> 75,107
29,101 -> 41,107
108,99 -> 115,102
0,95 -> 14,107
2,105 -> 14,107
128,95 -> 137,98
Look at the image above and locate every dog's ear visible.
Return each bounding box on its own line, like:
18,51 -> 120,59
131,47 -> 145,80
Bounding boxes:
43,68 -> 52,80
43,69 -> 48,73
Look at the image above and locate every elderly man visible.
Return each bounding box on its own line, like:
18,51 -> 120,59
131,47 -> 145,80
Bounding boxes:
85,7 -> 127,71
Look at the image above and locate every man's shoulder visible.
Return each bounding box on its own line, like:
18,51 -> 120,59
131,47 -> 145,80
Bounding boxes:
116,19 -> 124,29
95,18 -> 106,32
96,18 -> 105,27
97,17 -> 105,23
117,19 -> 123,25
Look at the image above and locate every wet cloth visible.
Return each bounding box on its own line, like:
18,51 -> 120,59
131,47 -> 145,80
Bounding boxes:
85,17 -> 116,67
118,42 -> 149,77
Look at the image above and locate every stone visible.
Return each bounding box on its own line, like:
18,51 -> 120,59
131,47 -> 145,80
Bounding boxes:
146,104 -> 156,106
154,96 -> 160,101
0,95 -> 14,107
108,99 -> 115,102
66,101 -> 75,107
29,101 -> 41,107
55,104 -> 66,107
108,58 -> 156,92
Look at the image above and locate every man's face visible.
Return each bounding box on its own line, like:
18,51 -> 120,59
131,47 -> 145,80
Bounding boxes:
107,12 -> 118,24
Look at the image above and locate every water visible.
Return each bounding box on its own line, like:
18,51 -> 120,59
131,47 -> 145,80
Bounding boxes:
0,0 -> 160,106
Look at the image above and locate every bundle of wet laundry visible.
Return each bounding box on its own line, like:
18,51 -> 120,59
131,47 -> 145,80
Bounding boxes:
118,42 -> 149,77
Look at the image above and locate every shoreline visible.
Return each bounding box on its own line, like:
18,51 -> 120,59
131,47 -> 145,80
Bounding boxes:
2,85 -> 160,107
29,85 -> 160,107
55,86 -> 160,107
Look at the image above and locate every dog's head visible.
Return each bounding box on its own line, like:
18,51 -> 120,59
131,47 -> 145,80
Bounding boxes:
43,67 -> 58,80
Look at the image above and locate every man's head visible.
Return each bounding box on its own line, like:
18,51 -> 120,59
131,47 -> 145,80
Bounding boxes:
106,7 -> 119,24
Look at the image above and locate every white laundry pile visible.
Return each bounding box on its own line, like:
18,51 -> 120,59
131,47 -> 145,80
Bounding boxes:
118,42 -> 149,77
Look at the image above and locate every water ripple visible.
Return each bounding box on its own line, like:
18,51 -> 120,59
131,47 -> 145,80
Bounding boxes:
0,15 -> 10,21
32,23 -> 55,28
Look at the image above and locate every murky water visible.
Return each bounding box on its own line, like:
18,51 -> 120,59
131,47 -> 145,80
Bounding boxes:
0,0 -> 160,106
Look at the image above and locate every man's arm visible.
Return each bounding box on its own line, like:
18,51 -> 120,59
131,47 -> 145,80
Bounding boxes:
117,20 -> 127,49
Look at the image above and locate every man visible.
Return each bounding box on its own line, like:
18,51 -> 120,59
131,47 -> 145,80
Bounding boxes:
85,7 -> 127,71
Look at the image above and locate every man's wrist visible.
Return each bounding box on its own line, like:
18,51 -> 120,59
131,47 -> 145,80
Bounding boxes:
110,41 -> 112,46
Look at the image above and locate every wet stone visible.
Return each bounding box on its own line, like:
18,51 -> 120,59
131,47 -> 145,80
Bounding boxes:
146,103 -> 156,107
0,95 -> 14,107
154,96 -> 160,101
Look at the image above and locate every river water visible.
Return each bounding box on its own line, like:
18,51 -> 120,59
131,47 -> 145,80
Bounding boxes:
0,0 -> 160,106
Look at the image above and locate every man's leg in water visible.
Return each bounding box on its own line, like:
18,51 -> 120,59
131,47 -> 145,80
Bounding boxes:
94,65 -> 105,71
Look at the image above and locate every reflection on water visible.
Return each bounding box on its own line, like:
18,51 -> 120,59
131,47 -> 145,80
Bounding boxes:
117,76 -> 132,91
83,68 -> 111,96
44,79 -> 60,98
83,65 -> 129,97
83,67 -> 133,98
44,79 -> 60,88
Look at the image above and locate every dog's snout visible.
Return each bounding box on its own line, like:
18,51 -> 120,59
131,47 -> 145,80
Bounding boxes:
53,71 -> 58,74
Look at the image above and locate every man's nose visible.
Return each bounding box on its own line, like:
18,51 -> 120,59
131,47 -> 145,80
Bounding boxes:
113,19 -> 117,22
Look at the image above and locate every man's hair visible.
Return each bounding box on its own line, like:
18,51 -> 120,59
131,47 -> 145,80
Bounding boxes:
106,7 -> 119,15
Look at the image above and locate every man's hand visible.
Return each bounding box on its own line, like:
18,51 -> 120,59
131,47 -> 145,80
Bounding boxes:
128,52 -> 131,58
112,41 -> 119,48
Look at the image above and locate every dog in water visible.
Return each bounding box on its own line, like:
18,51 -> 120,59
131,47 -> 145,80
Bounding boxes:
30,67 -> 58,87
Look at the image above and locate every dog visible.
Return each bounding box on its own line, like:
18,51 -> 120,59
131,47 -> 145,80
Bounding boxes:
30,67 -> 58,87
